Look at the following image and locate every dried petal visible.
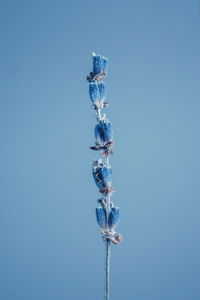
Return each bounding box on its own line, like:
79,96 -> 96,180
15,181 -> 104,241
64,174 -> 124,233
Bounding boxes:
110,233 -> 123,245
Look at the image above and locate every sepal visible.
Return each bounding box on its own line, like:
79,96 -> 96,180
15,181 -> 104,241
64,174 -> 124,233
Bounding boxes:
101,230 -> 123,245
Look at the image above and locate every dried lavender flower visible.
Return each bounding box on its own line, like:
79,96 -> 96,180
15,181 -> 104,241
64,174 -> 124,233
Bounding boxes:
87,53 -> 122,300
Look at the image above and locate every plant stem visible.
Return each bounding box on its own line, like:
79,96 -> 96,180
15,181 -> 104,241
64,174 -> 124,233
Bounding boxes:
96,107 -> 102,122
105,239 -> 110,300
95,90 -> 112,300
105,185 -> 111,300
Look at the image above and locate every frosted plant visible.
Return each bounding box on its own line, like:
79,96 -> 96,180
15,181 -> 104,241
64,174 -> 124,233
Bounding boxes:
87,53 -> 122,300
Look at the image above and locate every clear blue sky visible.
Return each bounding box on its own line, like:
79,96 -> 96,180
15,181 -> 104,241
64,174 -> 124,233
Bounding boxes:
0,1 -> 200,299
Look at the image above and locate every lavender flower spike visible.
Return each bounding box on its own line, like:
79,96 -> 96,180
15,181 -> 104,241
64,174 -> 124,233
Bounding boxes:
87,53 -> 122,300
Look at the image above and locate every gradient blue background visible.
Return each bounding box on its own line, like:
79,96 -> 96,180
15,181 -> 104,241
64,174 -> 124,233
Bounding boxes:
1,1 -> 200,299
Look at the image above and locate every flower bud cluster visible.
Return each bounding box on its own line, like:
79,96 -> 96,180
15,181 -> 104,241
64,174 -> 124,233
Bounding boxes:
87,53 -> 122,245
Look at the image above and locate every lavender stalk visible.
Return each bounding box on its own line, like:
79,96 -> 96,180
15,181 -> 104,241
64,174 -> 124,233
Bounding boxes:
87,53 -> 122,300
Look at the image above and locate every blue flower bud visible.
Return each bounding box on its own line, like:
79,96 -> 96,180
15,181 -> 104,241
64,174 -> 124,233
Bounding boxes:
92,160 -> 112,191
89,81 -> 106,105
98,81 -> 106,102
109,207 -> 120,229
96,206 -> 120,230
102,56 -> 108,71
94,120 -> 113,146
96,207 -> 107,228
102,120 -> 113,142
93,55 -> 103,75
93,54 -> 108,75
89,82 -> 99,104
94,124 -> 104,145
101,165 -> 112,187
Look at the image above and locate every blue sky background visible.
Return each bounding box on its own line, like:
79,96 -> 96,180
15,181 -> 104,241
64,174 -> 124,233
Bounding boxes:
0,1 -> 200,299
